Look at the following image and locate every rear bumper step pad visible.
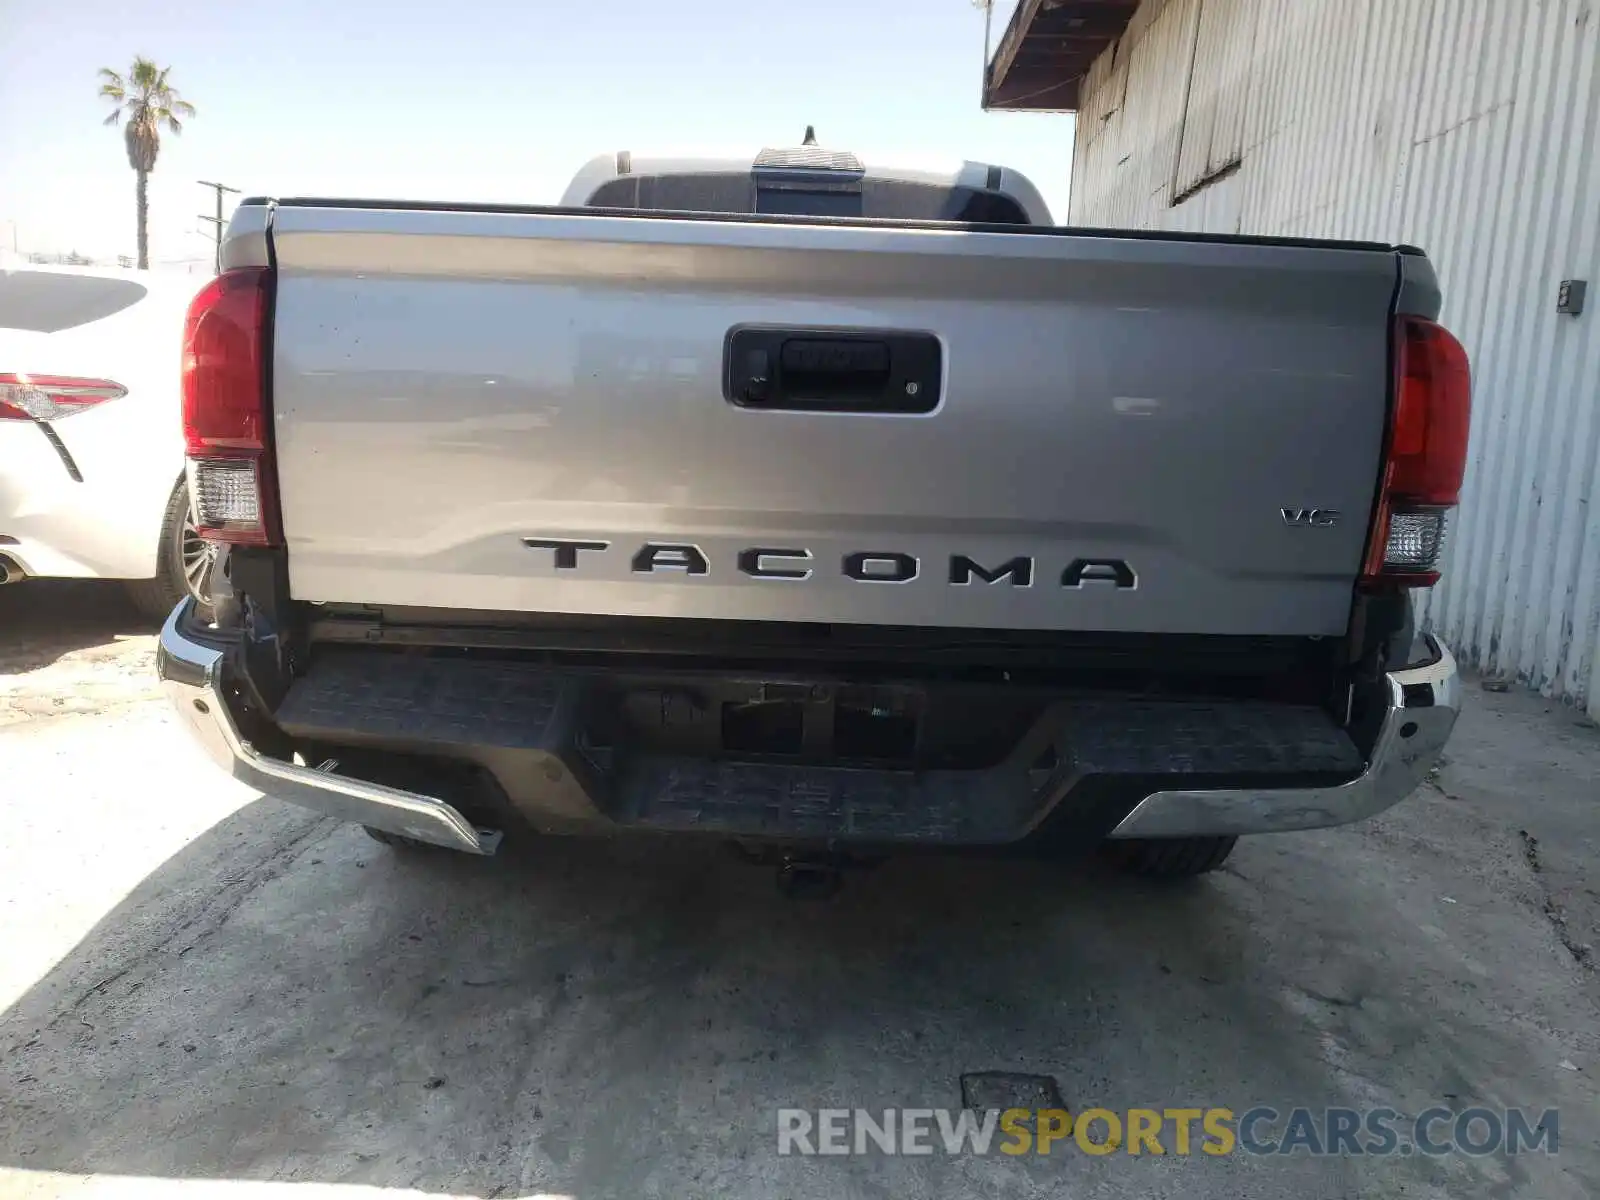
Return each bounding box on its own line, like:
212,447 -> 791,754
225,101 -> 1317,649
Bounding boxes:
268,650 -> 1362,844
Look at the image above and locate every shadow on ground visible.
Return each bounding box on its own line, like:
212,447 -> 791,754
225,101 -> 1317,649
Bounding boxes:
2,759 -> 1595,1199
0,799 -> 1337,1198
0,580 -> 153,674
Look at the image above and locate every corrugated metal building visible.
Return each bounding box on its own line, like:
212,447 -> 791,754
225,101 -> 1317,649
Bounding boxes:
987,0 -> 1600,720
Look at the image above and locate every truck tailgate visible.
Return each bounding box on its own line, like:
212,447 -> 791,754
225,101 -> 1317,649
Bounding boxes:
268,205 -> 1400,636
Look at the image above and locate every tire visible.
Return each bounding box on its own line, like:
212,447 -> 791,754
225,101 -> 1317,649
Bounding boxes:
126,477 -> 217,624
1102,835 -> 1238,879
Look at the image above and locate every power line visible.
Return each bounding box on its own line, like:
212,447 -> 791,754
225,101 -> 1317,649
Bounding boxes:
197,179 -> 241,275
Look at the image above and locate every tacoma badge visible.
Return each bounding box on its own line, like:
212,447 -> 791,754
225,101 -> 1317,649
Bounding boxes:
521,539 -> 1136,589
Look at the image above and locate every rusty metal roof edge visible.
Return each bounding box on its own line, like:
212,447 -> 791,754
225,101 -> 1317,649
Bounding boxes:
982,72 -> 1084,113
981,0 -> 1134,112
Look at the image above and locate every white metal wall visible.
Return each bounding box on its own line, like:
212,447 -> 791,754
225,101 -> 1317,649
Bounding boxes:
1071,0 -> 1600,719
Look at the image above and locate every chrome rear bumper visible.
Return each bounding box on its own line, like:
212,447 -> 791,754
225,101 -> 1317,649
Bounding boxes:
157,598 -> 1458,853
1107,639 -> 1459,838
156,602 -> 501,854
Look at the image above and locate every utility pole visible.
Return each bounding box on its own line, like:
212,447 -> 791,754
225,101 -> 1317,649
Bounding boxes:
197,180 -> 241,274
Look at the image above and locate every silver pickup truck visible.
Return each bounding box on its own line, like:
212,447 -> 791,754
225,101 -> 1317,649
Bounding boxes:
158,144 -> 1469,883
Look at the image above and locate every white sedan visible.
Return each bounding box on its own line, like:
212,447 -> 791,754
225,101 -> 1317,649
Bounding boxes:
0,265 -> 213,618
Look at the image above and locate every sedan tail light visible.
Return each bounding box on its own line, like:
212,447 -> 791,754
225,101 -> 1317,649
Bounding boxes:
182,266 -> 281,546
0,374 -> 127,421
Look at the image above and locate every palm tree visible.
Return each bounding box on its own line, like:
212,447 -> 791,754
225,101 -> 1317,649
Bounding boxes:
98,58 -> 196,269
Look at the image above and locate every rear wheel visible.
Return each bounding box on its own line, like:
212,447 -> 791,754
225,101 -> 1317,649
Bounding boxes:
1102,835 -> 1238,879
126,478 -> 218,624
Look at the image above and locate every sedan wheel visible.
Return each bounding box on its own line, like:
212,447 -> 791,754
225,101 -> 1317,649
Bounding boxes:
178,501 -> 219,606
126,478 -> 218,623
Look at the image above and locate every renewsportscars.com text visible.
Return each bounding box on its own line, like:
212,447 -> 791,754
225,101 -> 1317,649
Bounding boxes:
777,1106 -> 1560,1157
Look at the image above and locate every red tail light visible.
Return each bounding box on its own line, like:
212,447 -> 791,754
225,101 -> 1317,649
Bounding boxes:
1363,316 -> 1472,587
181,266 -> 280,546
0,374 -> 127,421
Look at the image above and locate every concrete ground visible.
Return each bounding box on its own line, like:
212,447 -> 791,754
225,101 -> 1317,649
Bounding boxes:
0,582 -> 1595,1200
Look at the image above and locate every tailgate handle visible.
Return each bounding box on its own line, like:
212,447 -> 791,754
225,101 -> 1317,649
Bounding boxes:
780,339 -> 890,379
725,327 -> 941,414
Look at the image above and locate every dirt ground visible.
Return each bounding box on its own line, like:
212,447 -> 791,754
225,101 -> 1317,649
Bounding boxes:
0,583 -> 159,727
0,581 -> 1596,1199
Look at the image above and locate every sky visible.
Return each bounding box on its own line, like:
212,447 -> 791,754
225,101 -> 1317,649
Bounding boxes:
0,0 -> 1076,266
